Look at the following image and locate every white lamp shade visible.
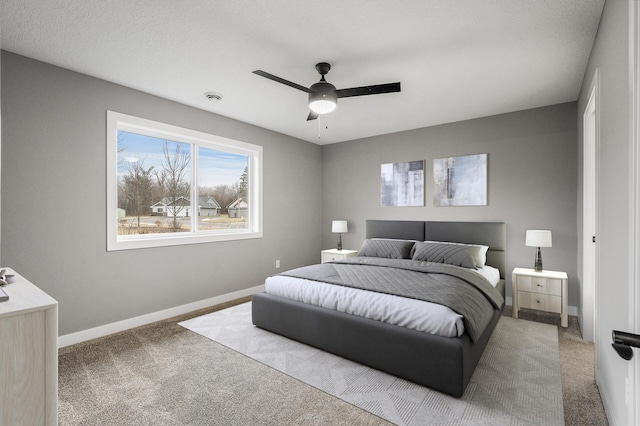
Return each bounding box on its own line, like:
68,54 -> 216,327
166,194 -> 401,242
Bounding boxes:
332,220 -> 348,233
526,230 -> 552,247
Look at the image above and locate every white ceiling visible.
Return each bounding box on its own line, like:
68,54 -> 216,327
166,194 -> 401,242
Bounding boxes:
0,0 -> 604,145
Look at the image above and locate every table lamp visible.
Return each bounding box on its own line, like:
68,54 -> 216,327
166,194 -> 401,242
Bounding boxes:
332,220 -> 348,251
526,230 -> 552,272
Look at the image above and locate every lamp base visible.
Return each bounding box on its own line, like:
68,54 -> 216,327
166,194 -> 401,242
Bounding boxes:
337,234 -> 342,251
534,247 -> 543,272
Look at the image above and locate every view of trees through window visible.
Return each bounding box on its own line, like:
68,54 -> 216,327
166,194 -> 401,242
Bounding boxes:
117,131 -> 249,236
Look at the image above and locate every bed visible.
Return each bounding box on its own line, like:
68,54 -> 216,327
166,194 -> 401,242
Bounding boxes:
252,220 -> 506,397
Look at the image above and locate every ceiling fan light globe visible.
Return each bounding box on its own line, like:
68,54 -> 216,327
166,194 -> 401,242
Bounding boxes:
309,98 -> 337,114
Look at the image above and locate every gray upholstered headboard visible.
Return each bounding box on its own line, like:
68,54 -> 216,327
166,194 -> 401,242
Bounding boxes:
365,220 -> 506,278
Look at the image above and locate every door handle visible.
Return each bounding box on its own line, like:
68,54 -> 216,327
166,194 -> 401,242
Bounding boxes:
612,330 -> 640,360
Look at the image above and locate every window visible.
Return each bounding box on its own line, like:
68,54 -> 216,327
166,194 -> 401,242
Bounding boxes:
107,111 -> 262,251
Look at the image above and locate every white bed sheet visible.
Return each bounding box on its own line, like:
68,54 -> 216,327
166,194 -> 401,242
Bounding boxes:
474,265 -> 501,287
264,266 -> 500,338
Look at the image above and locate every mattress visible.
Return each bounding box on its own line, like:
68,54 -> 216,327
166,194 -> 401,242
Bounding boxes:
265,265 -> 500,338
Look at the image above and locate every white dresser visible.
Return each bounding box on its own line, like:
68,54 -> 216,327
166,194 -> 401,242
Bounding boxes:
512,267 -> 568,327
0,268 -> 58,425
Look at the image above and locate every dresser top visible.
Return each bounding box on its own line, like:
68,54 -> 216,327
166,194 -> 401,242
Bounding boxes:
0,268 -> 57,319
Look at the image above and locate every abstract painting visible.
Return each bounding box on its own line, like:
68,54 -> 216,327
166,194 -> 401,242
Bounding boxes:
433,153 -> 487,206
381,161 -> 425,207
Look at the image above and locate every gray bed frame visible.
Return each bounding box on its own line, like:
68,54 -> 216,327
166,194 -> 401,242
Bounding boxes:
252,220 -> 506,397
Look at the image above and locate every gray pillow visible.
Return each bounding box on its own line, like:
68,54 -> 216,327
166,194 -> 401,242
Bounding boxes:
357,238 -> 416,259
411,241 -> 488,269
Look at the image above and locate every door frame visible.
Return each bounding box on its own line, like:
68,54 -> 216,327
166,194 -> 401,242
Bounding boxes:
582,71 -> 599,345
628,1 -> 639,423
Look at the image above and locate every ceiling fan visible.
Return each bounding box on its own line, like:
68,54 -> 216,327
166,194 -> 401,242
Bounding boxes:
252,62 -> 401,121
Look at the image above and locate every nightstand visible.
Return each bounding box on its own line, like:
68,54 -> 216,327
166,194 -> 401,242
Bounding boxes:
512,267 -> 568,327
321,249 -> 358,263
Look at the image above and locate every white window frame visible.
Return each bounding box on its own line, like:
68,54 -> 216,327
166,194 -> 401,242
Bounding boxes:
106,111 -> 263,251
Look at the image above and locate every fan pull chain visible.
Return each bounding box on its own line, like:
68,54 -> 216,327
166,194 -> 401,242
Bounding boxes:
318,116 -> 328,140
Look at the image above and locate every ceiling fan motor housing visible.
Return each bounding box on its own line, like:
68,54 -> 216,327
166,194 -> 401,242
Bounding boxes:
309,80 -> 337,114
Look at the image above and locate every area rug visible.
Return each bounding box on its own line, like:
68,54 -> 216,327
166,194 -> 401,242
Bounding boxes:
179,302 -> 564,425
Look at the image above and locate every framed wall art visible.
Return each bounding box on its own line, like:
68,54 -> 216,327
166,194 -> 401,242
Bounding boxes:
381,160 -> 425,207
433,153 -> 487,206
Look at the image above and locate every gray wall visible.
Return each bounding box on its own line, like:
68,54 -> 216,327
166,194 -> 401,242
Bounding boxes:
321,103 -> 578,305
0,51 -> 580,335
0,51 -> 322,335
577,1 -> 631,424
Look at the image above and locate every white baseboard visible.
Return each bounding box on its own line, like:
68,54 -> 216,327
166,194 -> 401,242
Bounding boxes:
505,297 -> 578,317
58,284 -> 264,348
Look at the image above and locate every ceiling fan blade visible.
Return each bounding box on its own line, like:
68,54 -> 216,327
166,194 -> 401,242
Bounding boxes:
307,110 -> 319,121
335,82 -> 401,98
252,70 -> 312,93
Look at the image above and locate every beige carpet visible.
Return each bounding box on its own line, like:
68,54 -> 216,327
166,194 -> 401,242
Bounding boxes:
58,298 -> 608,425
59,297 -> 390,426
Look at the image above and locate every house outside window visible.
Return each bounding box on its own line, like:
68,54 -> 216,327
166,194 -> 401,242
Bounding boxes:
107,111 -> 263,251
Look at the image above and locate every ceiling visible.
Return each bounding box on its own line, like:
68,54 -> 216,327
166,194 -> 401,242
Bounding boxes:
0,0 -> 604,145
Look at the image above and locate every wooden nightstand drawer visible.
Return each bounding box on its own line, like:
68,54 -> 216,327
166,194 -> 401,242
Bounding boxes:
517,291 -> 562,314
515,275 -> 562,296
321,249 -> 358,263
321,252 -> 339,263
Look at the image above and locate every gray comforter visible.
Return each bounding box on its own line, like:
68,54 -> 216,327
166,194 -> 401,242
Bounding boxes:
280,257 -> 504,342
